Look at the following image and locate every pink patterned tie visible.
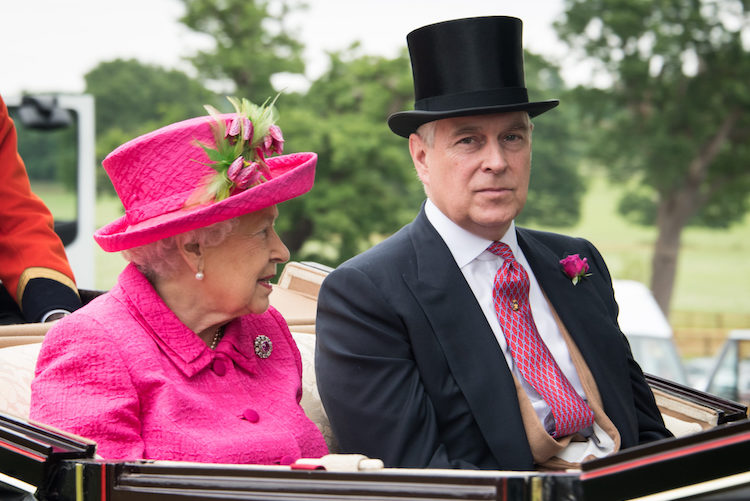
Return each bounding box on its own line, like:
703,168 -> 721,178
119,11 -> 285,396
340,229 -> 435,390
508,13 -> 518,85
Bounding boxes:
488,242 -> 594,438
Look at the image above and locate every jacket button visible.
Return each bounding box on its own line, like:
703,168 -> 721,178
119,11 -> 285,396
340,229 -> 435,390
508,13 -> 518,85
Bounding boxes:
212,358 -> 228,376
242,408 -> 259,423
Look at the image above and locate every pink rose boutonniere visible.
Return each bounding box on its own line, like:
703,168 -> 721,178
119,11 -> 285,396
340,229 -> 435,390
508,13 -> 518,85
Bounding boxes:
559,254 -> 591,285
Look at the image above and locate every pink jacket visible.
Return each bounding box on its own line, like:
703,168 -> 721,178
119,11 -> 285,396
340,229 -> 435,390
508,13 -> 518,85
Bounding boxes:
30,263 -> 328,463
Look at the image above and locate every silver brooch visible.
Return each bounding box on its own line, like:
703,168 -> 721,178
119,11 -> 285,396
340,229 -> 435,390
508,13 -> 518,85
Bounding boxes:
254,335 -> 273,359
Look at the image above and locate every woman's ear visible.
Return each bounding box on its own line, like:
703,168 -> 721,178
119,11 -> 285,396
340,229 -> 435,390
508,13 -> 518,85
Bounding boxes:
177,237 -> 203,275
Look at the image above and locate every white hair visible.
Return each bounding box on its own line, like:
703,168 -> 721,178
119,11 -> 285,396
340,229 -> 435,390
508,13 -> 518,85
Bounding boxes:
415,112 -> 533,147
122,218 -> 239,280
415,121 -> 437,146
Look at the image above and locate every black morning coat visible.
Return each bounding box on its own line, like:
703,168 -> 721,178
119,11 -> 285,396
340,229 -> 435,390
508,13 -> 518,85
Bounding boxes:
315,206 -> 671,469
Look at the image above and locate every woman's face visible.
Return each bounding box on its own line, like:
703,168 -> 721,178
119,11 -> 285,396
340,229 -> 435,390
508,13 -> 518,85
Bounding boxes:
202,205 -> 290,316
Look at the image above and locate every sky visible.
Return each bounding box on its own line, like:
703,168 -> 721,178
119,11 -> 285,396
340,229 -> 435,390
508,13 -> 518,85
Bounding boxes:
0,0 -> 575,98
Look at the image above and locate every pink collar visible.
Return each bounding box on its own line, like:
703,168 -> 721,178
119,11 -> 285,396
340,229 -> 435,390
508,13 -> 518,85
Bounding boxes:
113,264 -> 259,378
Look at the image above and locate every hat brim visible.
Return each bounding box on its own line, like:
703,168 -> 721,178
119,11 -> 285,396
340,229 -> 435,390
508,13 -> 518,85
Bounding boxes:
94,152 -> 316,252
387,100 -> 559,138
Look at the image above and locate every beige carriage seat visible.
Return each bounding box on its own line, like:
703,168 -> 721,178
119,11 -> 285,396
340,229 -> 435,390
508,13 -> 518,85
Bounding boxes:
0,261 -> 727,450
269,261 -> 339,449
652,388 -> 718,434
270,261 -> 330,334
0,322 -> 48,349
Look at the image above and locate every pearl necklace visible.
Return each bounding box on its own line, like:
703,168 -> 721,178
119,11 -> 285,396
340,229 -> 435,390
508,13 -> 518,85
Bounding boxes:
210,325 -> 225,350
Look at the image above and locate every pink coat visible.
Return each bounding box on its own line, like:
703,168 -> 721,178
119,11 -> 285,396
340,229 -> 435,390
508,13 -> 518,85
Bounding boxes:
30,264 -> 328,463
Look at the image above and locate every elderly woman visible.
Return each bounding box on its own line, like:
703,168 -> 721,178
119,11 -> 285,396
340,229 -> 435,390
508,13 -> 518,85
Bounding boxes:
30,98 -> 329,464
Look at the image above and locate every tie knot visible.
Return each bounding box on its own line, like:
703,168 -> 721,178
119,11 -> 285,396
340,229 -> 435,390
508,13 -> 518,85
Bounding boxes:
487,241 -> 515,261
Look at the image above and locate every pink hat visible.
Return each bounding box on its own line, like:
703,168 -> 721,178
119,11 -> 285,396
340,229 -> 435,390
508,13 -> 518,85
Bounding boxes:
94,98 -> 316,252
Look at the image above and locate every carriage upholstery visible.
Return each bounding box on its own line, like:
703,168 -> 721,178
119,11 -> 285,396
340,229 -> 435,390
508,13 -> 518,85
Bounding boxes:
0,262 -> 726,452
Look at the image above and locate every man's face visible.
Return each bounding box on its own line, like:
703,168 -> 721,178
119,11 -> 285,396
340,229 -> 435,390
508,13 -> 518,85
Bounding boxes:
409,111 -> 533,241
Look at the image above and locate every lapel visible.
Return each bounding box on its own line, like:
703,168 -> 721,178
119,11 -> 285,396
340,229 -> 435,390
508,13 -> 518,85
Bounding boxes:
516,229 -> 628,421
401,209 -> 532,465
515,229 -> 598,353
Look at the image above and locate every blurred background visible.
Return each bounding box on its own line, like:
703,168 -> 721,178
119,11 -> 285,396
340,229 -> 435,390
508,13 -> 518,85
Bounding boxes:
2,0 -> 749,398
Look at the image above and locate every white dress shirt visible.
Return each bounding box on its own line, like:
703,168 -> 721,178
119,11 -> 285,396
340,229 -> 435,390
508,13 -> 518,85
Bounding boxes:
424,200 -> 614,460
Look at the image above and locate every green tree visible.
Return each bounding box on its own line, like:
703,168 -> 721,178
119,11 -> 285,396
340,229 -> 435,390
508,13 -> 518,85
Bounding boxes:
85,58 -> 217,136
518,52 -> 586,227
12,116 -> 77,190
557,0 -> 750,314
272,47 -> 421,264
85,58 -> 218,193
179,0 -> 307,100
112,0 -> 585,266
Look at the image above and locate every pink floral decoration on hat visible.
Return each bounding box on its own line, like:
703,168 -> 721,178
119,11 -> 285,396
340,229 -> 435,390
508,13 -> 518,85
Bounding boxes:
191,95 -> 284,205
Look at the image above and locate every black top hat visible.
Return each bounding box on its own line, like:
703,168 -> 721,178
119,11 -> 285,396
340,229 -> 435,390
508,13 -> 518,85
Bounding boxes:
387,16 -> 559,138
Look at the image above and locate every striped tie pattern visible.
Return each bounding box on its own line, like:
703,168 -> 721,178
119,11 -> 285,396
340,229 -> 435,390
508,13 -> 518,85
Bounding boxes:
488,241 -> 594,438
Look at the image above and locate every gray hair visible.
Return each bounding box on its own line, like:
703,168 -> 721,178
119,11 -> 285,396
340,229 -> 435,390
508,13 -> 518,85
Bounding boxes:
415,112 -> 533,147
415,121 -> 436,146
122,218 -> 239,280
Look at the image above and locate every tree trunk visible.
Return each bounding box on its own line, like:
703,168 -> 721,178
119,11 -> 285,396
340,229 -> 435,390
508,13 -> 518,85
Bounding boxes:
650,111 -> 740,316
651,196 -> 693,316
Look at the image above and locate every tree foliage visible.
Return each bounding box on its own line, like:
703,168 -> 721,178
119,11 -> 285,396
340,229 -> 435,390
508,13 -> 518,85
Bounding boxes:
272,47 -> 422,265
556,0 -> 750,313
83,0 -> 590,270
85,58 -> 217,136
85,58 -> 218,193
517,52 -> 586,227
179,0 -> 307,100
12,115 -> 77,190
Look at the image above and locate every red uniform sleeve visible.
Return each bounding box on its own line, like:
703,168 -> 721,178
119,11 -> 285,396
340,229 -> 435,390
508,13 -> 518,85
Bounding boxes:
0,95 -> 80,319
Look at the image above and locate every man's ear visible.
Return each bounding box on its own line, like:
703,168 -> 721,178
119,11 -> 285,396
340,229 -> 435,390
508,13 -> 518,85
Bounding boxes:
409,133 -> 430,186
177,237 -> 203,274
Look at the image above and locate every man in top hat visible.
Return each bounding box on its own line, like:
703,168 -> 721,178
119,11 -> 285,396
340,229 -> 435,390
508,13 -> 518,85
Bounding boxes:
315,16 -> 671,470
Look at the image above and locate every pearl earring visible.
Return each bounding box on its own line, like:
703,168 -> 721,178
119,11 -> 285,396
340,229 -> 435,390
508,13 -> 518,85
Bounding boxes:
195,271 -> 205,281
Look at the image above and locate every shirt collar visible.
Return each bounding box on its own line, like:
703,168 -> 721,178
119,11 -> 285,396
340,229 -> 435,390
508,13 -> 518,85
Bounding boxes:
424,198 -> 519,267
